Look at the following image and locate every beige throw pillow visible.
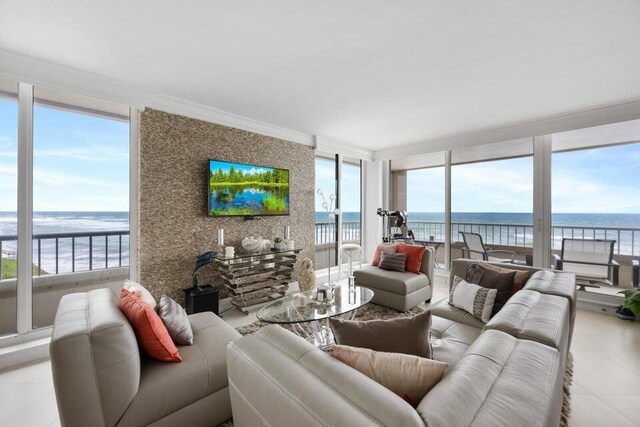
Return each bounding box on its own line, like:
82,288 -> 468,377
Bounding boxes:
333,345 -> 448,407
123,279 -> 157,309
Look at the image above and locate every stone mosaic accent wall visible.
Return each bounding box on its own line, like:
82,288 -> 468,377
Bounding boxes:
137,109 -> 315,303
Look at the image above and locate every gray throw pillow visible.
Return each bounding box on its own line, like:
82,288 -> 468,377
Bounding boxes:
378,252 -> 407,272
158,295 -> 193,346
328,310 -> 432,358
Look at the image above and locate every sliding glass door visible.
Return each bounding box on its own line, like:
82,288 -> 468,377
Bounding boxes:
315,155 -> 337,270
0,79 -> 19,337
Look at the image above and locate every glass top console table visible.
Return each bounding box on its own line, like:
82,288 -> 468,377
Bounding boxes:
213,248 -> 302,314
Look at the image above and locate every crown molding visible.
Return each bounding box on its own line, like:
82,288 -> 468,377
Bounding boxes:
314,135 -> 374,161
149,94 -> 314,146
374,98 -> 640,160
0,49 -> 156,108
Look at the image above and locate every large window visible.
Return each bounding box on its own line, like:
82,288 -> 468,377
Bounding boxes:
315,155 -> 337,269
31,88 -> 130,328
0,81 -> 130,339
342,158 -> 362,246
552,120 -> 640,295
407,167 -> 445,240
451,155 -> 533,252
0,79 -> 18,337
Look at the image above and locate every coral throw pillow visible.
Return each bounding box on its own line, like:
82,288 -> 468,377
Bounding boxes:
371,243 -> 398,266
119,289 -> 182,362
397,244 -> 426,274
333,345 -> 448,407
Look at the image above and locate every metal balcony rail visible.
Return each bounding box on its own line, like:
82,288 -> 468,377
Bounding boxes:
315,221 -> 361,244
315,221 -> 640,256
0,230 -> 129,279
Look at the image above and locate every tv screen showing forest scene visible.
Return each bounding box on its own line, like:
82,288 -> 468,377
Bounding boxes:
208,160 -> 290,217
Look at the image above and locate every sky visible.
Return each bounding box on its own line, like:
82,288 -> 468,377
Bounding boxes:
2,95 -> 639,215
407,144 -> 640,213
315,157 -> 361,213
0,98 -> 129,212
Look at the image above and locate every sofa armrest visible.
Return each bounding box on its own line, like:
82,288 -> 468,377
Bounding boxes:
226,325 -> 425,427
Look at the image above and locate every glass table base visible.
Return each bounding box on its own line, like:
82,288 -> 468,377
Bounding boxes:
290,310 -> 359,349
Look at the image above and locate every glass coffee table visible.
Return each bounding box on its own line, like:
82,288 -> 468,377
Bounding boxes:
257,284 -> 374,348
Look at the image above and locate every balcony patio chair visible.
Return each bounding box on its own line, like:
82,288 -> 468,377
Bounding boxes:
553,238 -> 619,290
459,231 -> 516,263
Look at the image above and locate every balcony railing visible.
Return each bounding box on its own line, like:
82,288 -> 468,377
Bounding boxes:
0,230 -> 130,279
315,221 -> 640,256
316,221 -> 361,244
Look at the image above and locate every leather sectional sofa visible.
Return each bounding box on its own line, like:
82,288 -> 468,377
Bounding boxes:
49,288 -> 240,427
226,259 -> 576,427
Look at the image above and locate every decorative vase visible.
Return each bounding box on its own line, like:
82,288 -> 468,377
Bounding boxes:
298,258 -> 316,292
241,236 -> 264,253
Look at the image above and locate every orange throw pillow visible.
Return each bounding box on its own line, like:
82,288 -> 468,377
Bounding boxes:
119,288 -> 182,362
397,244 -> 426,274
371,244 -> 398,266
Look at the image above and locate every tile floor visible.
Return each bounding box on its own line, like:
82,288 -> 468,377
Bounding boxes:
1,273 -> 638,426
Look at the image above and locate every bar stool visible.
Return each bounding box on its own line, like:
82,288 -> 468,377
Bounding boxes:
338,243 -> 362,280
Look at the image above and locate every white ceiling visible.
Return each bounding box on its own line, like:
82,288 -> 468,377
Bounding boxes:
1,0 -> 640,152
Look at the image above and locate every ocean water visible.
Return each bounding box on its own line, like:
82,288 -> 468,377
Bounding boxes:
316,211 -> 640,255
0,212 -> 129,275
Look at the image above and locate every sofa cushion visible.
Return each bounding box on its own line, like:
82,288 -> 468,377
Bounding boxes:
418,330 -> 563,427
371,243 -> 399,266
485,290 -> 570,356
329,309 -> 432,358
428,298 -> 486,329
333,345 -> 448,407
353,266 -> 429,295
158,295 -> 194,346
479,262 -> 532,294
378,252 -> 407,272
449,277 -> 497,323
466,263 -> 516,315
397,243 -> 426,274
119,289 -> 181,362
51,289 -> 141,427
116,312 -> 240,427
430,315 -> 482,370
123,279 -> 157,309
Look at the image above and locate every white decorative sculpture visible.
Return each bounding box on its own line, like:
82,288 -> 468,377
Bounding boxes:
298,258 -> 316,292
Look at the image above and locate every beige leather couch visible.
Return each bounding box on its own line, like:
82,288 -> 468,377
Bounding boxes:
353,246 -> 434,312
227,260 -> 576,427
50,288 -> 240,427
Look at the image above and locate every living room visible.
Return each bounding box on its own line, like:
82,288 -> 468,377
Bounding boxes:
1,2 -> 640,427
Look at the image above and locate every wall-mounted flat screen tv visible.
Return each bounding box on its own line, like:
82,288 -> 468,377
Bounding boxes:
208,159 -> 290,217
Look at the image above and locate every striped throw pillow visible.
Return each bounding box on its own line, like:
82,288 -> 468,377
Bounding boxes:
378,252 -> 407,272
449,276 -> 497,323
